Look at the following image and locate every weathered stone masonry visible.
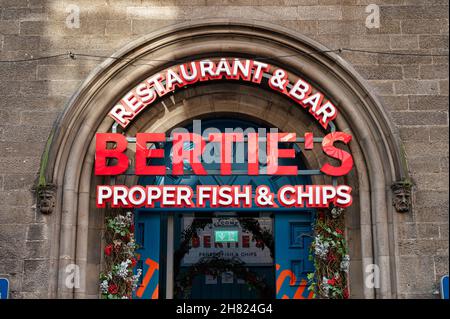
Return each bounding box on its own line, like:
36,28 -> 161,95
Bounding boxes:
0,0 -> 448,299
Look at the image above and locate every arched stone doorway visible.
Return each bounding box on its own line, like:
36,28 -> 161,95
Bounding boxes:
38,20 -> 408,299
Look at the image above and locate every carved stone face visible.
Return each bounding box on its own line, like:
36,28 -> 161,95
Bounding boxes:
39,189 -> 55,214
392,187 -> 411,213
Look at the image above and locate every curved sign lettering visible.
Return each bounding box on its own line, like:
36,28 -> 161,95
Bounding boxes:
109,57 -> 338,129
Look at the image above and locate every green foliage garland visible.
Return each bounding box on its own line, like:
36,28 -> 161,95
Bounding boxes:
99,212 -> 142,299
307,207 -> 350,299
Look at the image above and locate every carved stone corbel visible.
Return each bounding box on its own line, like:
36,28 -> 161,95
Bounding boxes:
391,180 -> 413,213
36,183 -> 57,214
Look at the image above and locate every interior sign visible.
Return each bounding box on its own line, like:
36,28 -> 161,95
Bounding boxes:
181,217 -> 273,266
215,230 -> 239,243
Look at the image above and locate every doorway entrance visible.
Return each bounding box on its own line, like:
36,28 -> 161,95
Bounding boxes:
174,213 -> 275,299
133,118 -> 315,299
134,209 -> 314,299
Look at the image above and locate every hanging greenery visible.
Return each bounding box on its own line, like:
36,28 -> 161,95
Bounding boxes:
307,207 -> 350,299
173,217 -> 213,283
99,212 -> 142,299
239,218 -> 274,258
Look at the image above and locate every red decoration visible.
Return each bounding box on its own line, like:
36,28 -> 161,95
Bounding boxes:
104,244 -> 113,256
108,283 -> 119,294
343,288 -> 349,299
327,253 -> 337,263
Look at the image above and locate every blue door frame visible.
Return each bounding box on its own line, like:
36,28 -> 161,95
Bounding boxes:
133,210 -> 161,299
133,119 -> 315,299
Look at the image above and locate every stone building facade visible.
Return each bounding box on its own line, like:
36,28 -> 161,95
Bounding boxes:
0,0 -> 448,299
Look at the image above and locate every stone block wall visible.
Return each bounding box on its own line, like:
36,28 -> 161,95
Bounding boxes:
0,0 -> 448,298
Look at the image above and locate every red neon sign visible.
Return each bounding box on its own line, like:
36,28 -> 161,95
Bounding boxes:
95,132 -> 352,177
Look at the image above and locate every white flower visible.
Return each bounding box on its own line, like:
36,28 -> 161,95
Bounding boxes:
116,260 -> 132,278
127,240 -> 136,250
100,280 -> 109,294
111,212 -> 133,230
314,235 -> 330,260
131,268 -> 143,291
331,207 -> 344,219
321,276 -> 330,297
340,254 -> 350,272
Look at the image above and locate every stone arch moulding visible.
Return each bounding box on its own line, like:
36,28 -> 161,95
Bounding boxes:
38,19 -> 409,299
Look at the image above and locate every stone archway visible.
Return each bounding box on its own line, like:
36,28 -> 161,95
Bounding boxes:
38,19 -> 408,299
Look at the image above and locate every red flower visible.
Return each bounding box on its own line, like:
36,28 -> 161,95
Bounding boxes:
130,257 -> 137,268
327,253 -> 337,262
327,278 -> 336,285
129,224 -> 135,233
336,228 -> 343,235
318,212 -> 325,220
108,283 -> 119,294
343,288 -> 349,299
104,244 -> 113,256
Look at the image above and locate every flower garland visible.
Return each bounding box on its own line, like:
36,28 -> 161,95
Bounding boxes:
99,212 -> 142,299
307,207 -> 350,299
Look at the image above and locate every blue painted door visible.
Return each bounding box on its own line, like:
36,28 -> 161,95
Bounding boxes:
275,211 -> 315,299
133,211 -> 160,299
